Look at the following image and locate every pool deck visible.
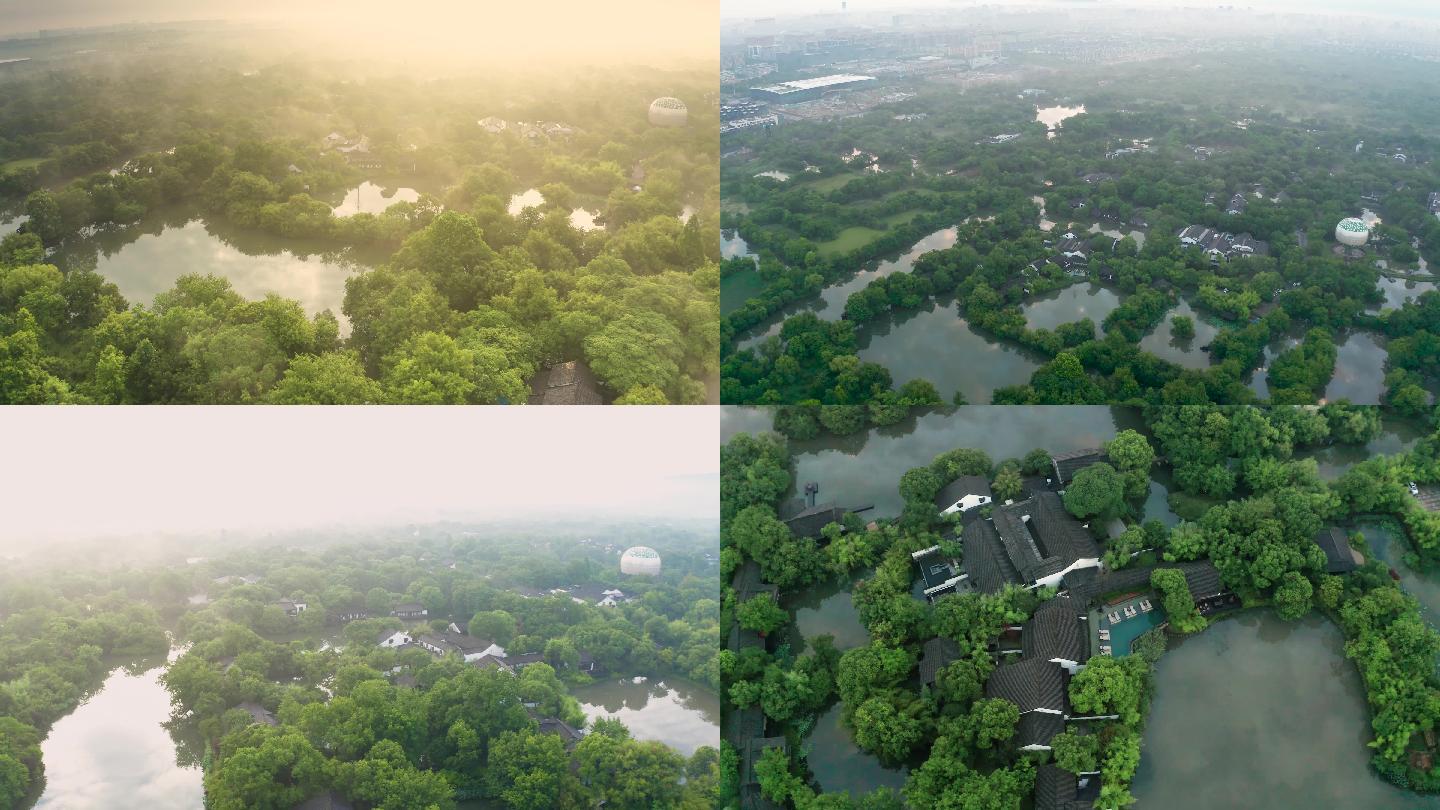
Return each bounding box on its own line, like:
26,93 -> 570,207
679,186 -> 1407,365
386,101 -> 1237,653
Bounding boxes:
1089,593 -> 1166,657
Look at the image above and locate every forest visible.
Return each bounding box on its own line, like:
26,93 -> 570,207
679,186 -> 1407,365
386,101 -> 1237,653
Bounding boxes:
720,403 -> 1440,808
0,527 -> 719,810
720,48 -> 1440,409
0,33 -> 719,404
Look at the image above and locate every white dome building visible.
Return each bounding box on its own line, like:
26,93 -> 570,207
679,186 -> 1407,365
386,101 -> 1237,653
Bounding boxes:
1336,217 -> 1370,247
648,97 -> 688,128
620,546 -> 662,576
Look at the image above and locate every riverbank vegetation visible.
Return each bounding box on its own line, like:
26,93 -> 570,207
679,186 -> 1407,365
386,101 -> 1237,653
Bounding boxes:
721,47 -> 1440,407
0,525 -> 719,810
722,404 -> 1440,807
0,33 -> 718,404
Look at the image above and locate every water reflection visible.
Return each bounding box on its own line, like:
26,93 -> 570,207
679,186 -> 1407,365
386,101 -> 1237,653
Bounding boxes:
506,188 -> 544,216
35,652 -> 203,810
568,207 -> 603,232
856,297 -> 1046,405
1372,276 -> 1436,311
788,570 -> 869,651
1036,105 -> 1086,138
1021,283 -> 1122,332
0,213 -> 26,238
1361,521 -> 1440,621
331,181 -> 420,216
1133,612 -> 1429,808
803,704 -> 908,796
1325,332 -> 1387,405
59,214 -> 364,331
572,678 -> 718,757
780,406 -> 1127,518
733,227 -> 958,349
1139,299 -> 1220,370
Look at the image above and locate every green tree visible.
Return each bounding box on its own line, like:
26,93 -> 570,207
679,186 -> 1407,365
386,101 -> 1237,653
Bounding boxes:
1063,463 -> 1127,521
736,593 -> 787,635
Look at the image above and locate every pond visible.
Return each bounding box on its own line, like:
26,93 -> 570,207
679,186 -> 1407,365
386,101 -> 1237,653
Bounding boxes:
1247,336 -> 1302,400
58,212 -> 373,330
1143,466 -> 1183,527
330,181 -> 420,216
572,678 -> 719,757
1357,521 -> 1440,621
856,297 -> 1046,405
1021,283 -> 1122,332
1132,612 -> 1430,808
1325,332 -> 1388,405
802,703 -> 908,797
1291,416 -> 1425,481
568,207 -> 603,232
506,187 -> 544,216
0,212 -> 26,238
733,227 -> 958,350
1036,104 -> 1086,138
786,569 -> 869,651
754,170 -> 791,182
764,406 -> 1131,519
1087,222 -> 1146,248
35,651 -> 202,810
1033,195 -> 1056,232
1139,299 -> 1221,370
1372,276 -> 1436,311
721,230 -> 765,317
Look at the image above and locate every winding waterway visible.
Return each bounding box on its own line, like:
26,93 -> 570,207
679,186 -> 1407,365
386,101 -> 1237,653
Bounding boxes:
1132,612 -> 1430,808
1139,299 -> 1220,370
1021,283 -> 1122,332
1325,332 -> 1388,405
330,181 -> 420,216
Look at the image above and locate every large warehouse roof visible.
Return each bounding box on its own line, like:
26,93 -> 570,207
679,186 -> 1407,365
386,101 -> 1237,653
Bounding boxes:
753,74 -> 875,95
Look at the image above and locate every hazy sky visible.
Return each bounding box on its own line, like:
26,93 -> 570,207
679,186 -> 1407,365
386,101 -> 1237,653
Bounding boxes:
721,0 -> 1440,22
0,0 -> 718,64
0,407 -> 717,545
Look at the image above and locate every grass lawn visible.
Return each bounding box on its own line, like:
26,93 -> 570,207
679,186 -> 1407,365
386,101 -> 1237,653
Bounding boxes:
817,226 -> 887,257
1,157 -> 45,172
801,172 -> 862,193
879,210 -> 922,227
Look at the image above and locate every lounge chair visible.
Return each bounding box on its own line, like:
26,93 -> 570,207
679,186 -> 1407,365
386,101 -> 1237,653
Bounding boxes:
1099,645 -> 1112,655
1108,611 -> 1121,623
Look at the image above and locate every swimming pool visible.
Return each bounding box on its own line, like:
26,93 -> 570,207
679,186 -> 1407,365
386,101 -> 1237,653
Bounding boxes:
1102,600 -> 1167,657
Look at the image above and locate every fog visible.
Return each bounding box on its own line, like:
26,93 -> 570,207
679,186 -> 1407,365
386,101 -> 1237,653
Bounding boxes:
0,0 -> 718,67
0,407 -> 718,547
722,0 -> 1440,22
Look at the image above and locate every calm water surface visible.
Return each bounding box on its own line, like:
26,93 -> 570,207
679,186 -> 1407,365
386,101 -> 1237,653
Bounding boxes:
331,181 -> 420,216
856,297 -> 1046,405
573,678 -> 718,757
35,652 -> 201,810
1139,299 -> 1220,370
60,214 -> 371,328
1325,332 -> 1388,405
1132,612 -> 1430,808
1021,283 -> 1122,332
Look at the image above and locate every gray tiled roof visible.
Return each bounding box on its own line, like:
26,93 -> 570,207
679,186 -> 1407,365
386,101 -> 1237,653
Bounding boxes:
1314,527 -> 1360,574
527,360 -> 605,405
1022,596 -> 1087,664
993,492 -> 1100,584
1067,560 -> 1224,604
1017,710 -> 1066,748
782,503 -> 848,539
985,658 -> 1068,714
1034,765 -> 1092,810
962,519 -> 1020,593
934,475 -> 993,510
1051,449 -> 1106,485
919,637 -> 962,687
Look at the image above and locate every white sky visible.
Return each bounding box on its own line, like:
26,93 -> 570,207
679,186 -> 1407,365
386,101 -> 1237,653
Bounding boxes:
721,0 -> 1440,22
0,407 -> 718,545
0,0 -> 718,64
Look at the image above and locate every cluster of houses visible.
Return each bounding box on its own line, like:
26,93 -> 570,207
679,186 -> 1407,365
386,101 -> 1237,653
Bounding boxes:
475,117 -> 577,141
1177,225 -> 1269,262
322,132 -> 380,170
1429,192 -> 1440,221
1028,230 -> 1101,278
